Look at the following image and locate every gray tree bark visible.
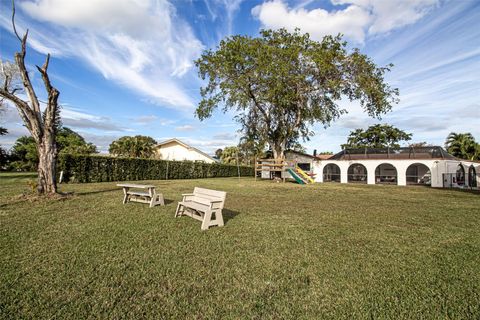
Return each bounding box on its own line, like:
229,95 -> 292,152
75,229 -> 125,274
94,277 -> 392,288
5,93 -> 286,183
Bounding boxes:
0,6 -> 60,195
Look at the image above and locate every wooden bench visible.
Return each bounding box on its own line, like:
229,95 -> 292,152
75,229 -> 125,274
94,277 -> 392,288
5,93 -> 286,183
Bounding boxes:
117,183 -> 165,208
175,187 -> 227,230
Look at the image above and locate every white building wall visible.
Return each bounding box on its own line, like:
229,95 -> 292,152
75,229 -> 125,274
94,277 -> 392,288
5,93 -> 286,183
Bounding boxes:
315,159 -> 445,187
155,142 -> 214,163
314,158 -> 479,189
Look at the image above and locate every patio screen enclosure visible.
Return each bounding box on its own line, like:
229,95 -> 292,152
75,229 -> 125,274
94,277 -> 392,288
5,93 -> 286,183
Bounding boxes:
468,165 -> 477,188
375,163 -> 397,184
406,163 -> 431,185
456,165 -> 465,186
323,164 -> 341,182
347,164 -> 367,183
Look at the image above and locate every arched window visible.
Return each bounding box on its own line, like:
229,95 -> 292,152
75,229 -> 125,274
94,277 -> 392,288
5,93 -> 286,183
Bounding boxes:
347,164 -> 367,183
374,163 -> 398,184
323,164 -> 341,182
468,165 -> 477,188
456,165 -> 465,186
406,163 -> 431,185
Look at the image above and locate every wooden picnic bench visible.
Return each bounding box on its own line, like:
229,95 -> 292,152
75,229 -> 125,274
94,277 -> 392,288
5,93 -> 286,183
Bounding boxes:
175,187 -> 227,230
117,183 -> 165,208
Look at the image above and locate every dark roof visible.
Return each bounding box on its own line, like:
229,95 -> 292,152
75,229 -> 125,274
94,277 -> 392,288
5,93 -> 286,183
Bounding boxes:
285,150 -> 317,159
329,146 -> 457,161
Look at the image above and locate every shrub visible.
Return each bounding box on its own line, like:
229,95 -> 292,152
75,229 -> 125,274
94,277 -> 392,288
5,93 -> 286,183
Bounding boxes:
58,154 -> 253,183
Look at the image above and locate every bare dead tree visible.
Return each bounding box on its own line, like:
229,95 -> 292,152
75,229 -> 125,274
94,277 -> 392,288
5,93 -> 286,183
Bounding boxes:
0,1 -> 60,194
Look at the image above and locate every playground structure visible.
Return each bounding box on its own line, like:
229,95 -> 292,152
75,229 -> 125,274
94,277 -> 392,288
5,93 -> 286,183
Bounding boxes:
255,158 -> 315,185
255,159 -> 286,183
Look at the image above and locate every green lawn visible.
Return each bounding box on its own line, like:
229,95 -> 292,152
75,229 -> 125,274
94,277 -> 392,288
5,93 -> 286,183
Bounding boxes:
1,173 -> 479,319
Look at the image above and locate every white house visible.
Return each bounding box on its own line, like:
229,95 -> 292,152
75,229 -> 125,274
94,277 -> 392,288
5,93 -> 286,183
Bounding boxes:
154,138 -> 216,163
313,146 -> 479,189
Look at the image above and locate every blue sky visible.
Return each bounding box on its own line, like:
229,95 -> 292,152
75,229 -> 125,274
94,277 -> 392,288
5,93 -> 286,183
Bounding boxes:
1,0 -> 479,155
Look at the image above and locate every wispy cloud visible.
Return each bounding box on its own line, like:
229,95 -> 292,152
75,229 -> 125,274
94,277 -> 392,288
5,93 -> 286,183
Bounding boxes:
175,125 -> 196,132
60,107 -> 127,132
0,0 -> 204,109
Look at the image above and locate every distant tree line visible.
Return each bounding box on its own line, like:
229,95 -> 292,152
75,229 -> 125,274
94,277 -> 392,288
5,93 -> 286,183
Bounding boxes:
1,127 -> 97,171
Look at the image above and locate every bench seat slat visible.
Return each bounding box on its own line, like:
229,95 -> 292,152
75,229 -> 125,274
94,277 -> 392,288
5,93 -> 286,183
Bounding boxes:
127,191 -> 151,197
117,183 -> 156,189
179,201 -> 209,211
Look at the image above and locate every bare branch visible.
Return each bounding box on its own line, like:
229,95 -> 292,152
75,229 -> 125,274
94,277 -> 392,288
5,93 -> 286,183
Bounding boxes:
3,74 -> 10,91
0,86 -> 39,137
36,54 -> 53,92
14,34 -> 42,119
11,0 -> 22,42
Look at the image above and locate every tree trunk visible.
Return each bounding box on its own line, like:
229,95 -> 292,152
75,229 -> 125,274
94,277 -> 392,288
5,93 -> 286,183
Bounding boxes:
37,137 -> 57,194
272,141 -> 286,161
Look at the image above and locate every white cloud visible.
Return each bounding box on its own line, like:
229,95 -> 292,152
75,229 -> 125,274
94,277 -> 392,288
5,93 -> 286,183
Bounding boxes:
175,125 -> 196,132
4,0 -> 204,109
333,0 -> 439,35
252,0 -> 438,43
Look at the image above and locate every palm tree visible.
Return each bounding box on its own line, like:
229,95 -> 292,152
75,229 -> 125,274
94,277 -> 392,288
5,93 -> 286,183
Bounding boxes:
109,136 -> 157,158
445,132 -> 479,160
220,146 -> 240,165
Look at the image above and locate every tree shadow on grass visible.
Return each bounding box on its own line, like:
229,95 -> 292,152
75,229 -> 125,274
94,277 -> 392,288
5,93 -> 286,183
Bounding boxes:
75,188 -> 120,196
222,208 -> 240,225
443,187 -> 480,195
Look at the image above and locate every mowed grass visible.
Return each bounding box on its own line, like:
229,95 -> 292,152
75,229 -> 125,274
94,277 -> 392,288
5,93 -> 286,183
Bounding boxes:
1,173 -> 479,319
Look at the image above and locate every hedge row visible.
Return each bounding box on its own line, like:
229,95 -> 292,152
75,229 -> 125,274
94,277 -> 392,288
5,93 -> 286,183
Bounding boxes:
58,154 -> 254,183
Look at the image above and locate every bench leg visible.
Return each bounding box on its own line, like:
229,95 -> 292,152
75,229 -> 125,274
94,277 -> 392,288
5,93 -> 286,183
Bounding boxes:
122,187 -> 129,204
201,209 -> 212,231
215,209 -> 224,227
158,193 -> 165,206
175,203 -> 184,217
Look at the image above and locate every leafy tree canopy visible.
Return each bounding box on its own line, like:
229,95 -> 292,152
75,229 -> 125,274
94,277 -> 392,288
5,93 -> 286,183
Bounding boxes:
342,124 -> 412,149
0,127 -> 7,166
195,28 -> 398,159
214,148 -> 223,160
445,132 -> 480,160
220,146 -> 240,165
9,136 -> 37,171
57,127 -> 97,155
408,141 -> 432,148
9,127 -> 97,171
109,135 -> 157,158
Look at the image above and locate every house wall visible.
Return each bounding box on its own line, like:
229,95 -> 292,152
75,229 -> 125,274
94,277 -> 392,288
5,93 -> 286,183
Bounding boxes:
285,153 -> 314,169
313,159 -> 480,189
155,142 -> 215,163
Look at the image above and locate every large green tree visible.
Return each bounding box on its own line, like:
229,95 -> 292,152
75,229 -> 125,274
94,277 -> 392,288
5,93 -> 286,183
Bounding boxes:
9,136 -> 37,171
56,127 -> 97,155
195,28 -> 398,160
9,127 -> 98,171
109,135 -> 157,158
445,132 -> 479,160
342,124 -> 412,149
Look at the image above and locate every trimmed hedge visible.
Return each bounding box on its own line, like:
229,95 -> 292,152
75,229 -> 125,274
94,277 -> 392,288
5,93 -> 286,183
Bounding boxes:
58,154 -> 254,183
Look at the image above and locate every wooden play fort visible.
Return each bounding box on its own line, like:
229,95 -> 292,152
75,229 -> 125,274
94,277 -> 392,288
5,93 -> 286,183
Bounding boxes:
255,159 -> 315,185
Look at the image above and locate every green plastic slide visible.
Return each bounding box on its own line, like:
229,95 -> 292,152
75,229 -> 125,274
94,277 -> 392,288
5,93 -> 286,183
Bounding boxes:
286,168 -> 306,185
